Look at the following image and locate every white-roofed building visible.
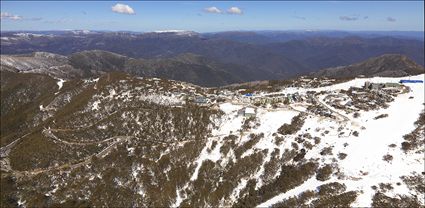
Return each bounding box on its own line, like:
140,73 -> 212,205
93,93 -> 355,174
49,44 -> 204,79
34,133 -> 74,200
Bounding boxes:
238,107 -> 256,118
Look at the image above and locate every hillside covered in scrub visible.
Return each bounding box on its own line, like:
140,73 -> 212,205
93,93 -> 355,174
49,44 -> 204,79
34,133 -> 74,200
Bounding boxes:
1,69 -> 424,207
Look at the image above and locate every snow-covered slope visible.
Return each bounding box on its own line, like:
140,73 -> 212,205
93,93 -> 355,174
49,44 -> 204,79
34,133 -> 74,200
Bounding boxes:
257,74 -> 425,207
0,52 -> 83,78
1,72 -> 423,207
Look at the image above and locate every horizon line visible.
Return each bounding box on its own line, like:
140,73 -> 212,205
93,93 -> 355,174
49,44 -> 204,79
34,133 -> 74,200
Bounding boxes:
1,29 -> 424,33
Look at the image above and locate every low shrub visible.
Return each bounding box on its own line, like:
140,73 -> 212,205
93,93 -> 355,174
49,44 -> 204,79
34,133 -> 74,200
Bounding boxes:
337,153 -> 348,160
277,113 -> 306,135
374,114 -> 388,120
372,192 -> 422,207
320,146 -> 333,156
382,154 -> 393,163
316,164 -> 333,181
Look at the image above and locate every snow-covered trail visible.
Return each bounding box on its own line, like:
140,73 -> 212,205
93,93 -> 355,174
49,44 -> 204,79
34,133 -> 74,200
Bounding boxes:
13,135 -> 135,177
42,129 -> 123,145
314,94 -> 351,122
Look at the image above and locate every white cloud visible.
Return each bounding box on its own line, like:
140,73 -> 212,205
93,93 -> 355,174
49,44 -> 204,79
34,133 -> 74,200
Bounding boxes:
1,12 -> 23,20
203,6 -> 243,15
204,6 -> 222,14
111,3 -> 135,15
227,7 -> 243,15
1,12 -> 42,21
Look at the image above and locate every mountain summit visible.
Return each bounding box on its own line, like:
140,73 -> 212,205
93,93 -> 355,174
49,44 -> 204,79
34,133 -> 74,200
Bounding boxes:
312,54 -> 425,78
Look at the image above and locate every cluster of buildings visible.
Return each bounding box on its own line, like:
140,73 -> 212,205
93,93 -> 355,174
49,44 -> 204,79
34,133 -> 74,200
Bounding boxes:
256,92 -> 303,105
363,81 -> 401,91
184,90 -> 307,107
363,79 -> 423,92
238,92 -> 305,105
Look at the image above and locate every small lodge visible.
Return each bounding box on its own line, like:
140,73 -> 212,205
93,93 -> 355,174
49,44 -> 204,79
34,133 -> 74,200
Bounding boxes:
384,82 -> 401,88
239,107 -> 256,118
194,96 -> 208,104
243,107 -> 256,118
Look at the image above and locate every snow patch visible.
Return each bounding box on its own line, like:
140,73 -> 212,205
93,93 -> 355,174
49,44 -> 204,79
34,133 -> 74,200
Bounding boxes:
56,79 -> 65,91
190,138 -> 223,181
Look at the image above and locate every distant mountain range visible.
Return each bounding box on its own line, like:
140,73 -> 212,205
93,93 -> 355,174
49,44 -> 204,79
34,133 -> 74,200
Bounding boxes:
1,30 -> 424,86
263,36 -> 424,72
2,50 -> 423,87
204,30 -> 424,44
1,51 -> 254,87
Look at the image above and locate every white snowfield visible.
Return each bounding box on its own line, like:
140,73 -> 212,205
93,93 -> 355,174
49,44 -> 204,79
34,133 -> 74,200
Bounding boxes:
199,74 -> 424,207
258,74 -> 425,207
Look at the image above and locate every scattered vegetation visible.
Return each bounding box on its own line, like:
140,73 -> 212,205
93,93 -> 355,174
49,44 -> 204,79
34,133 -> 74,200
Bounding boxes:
271,190 -> 316,208
293,149 -> 307,162
320,146 -> 333,156
318,182 -> 346,196
401,111 -> 425,153
401,172 -> 425,194
374,114 -> 389,120
378,183 -> 394,192
346,87 -> 397,111
234,133 -> 263,159
242,116 -> 257,131
277,113 -> 306,135
311,191 -> 358,207
1,69 -> 423,207
382,154 -> 394,163
0,175 -> 18,208
234,162 -> 318,207
316,164 -> 334,181
338,153 -> 348,160
372,192 -> 422,207
271,182 -> 358,208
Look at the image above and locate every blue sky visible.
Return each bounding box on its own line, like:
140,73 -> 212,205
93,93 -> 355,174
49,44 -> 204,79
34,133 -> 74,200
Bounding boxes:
1,1 -> 424,32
